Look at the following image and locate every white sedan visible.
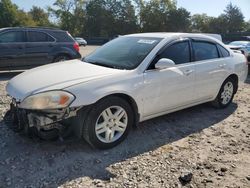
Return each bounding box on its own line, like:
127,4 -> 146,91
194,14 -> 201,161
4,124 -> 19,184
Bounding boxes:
5,33 -> 248,149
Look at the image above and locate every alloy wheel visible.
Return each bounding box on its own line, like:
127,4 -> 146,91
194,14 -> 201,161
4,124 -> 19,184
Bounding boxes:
221,81 -> 234,105
95,106 -> 128,143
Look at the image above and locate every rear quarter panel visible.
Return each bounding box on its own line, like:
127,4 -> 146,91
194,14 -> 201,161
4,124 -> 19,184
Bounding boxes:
232,52 -> 248,82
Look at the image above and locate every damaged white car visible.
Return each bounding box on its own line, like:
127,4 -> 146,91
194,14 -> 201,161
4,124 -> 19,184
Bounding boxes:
5,33 -> 248,149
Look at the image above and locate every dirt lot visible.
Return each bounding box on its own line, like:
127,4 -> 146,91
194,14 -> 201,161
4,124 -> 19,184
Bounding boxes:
80,45 -> 99,57
0,46 -> 250,188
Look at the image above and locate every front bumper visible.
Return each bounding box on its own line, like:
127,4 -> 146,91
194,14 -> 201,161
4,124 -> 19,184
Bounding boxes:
4,101 -> 80,139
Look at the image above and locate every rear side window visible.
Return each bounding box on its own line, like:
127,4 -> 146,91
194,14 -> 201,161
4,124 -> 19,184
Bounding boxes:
218,45 -> 230,57
51,31 -> 74,42
0,31 -> 25,43
158,41 -> 191,64
28,31 -> 54,42
193,41 -> 219,61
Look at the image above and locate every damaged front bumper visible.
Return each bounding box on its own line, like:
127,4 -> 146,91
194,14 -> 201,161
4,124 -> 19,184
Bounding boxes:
4,100 -> 81,139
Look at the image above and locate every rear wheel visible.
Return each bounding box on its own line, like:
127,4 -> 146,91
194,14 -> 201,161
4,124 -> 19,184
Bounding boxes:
81,96 -> 134,149
212,77 -> 236,108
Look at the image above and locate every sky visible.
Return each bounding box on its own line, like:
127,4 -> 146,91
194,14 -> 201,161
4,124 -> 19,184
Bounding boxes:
12,0 -> 250,21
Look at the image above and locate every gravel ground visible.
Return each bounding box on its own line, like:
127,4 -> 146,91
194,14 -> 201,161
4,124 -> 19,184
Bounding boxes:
0,47 -> 250,187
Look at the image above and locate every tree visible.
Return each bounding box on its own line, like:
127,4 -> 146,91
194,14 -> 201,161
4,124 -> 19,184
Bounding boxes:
167,8 -> 191,32
48,0 -> 86,36
16,10 -> 36,26
29,6 -> 51,26
85,0 -> 138,37
139,0 -> 177,32
245,20 -> 250,32
207,15 -> 228,34
191,14 -> 212,32
0,0 -> 19,27
223,3 -> 245,33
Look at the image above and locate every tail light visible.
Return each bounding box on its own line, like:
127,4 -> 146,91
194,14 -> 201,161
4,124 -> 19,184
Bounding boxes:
73,42 -> 80,52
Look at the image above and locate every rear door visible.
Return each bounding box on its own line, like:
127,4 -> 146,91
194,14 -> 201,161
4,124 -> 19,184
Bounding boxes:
25,30 -> 56,67
192,39 -> 229,100
0,30 -> 26,70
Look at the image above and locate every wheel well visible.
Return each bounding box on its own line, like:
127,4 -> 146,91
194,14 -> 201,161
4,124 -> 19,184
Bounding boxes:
103,93 -> 140,127
227,74 -> 239,93
54,53 -> 71,61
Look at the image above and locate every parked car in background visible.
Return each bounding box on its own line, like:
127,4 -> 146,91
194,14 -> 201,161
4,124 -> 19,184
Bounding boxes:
5,33 -> 248,149
0,27 -> 81,71
74,37 -> 87,46
227,41 -> 250,62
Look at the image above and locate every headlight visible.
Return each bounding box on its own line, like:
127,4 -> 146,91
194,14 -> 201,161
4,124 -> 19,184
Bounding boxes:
19,91 -> 75,110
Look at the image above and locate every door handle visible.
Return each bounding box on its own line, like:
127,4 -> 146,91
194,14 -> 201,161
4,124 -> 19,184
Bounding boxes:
219,64 -> 226,68
184,69 -> 194,76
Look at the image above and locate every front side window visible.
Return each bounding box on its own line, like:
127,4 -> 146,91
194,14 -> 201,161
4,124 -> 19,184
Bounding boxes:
193,41 -> 219,61
0,31 -> 25,43
84,36 -> 162,70
157,41 -> 191,65
28,31 -> 54,42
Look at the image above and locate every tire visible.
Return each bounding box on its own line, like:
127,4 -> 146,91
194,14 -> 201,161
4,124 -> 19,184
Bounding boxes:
38,129 -> 59,141
211,77 -> 236,108
54,55 -> 69,62
81,96 -> 134,149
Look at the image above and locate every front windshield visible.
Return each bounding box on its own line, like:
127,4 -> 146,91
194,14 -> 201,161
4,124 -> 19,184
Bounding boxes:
229,41 -> 249,46
84,36 -> 162,70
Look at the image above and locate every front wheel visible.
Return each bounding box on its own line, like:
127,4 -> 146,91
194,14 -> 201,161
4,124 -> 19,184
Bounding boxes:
212,78 -> 236,108
81,96 -> 134,149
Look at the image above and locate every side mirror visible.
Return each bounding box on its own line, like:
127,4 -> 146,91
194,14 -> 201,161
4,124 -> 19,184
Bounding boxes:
155,58 -> 175,70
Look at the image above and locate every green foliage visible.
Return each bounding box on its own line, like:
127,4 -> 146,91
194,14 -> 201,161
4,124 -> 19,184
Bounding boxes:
0,0 -> 52,28
48,0 -> 86,36
85,0 -> 138,37
139,0 -> 177,32
223,3 -> 245,33
245,20 -> 250,32
0,0 -> 249,37
29,6 -> 51,26
0,0 -> 19,27
167,8 -> 191,32
191,14 -> 212,32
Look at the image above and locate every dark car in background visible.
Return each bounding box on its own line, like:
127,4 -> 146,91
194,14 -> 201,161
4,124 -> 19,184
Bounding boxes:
0,27 -> 81,71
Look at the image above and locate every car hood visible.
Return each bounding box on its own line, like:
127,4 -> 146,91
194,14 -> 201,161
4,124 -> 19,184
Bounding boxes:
6,59 -> 125,101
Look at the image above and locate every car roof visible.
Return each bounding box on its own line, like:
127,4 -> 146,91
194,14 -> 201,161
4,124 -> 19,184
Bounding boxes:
126,32 -> 220,42
0,27 -> 65,32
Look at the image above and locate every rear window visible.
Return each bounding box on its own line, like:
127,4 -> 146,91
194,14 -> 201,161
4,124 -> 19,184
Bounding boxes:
193,41 -> 219,61
0,31 -> 25,43
218,45 -> 230,57
51,31 -> 74,42
28,31 -> 54,42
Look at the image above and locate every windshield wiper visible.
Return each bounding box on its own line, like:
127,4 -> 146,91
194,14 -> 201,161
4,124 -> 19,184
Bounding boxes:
84,59 -> 123,69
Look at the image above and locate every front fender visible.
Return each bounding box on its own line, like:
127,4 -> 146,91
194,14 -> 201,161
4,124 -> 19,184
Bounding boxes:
65,74 -> 144,115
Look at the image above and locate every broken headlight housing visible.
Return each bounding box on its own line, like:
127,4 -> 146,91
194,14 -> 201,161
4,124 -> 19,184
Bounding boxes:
19,91 -> 75,110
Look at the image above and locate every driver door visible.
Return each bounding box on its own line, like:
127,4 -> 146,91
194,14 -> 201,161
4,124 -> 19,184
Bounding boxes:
142,39 -> 196,117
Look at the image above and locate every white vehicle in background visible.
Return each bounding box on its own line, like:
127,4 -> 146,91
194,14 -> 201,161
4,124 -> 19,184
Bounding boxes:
74,37 -> 87,46
5,33 -> 248,149
204,33 -> 222,42
227,41 -> 250,62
